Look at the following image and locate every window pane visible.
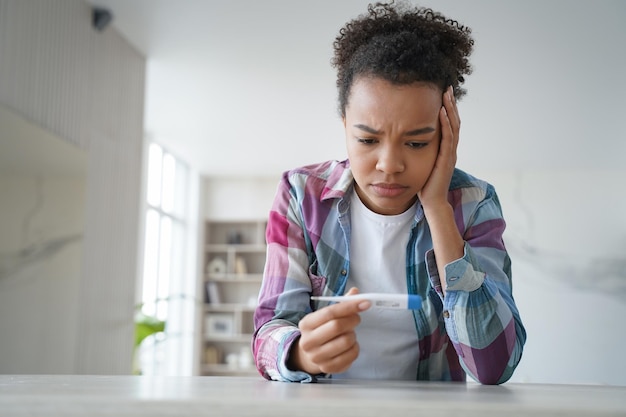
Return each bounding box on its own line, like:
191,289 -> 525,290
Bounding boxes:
161,153 -> 175,214
156,216 -> 172,321
147,143 -> 163,207
140,141 -> 195,376
142,209 -> 161,317
173,159 -> 189,218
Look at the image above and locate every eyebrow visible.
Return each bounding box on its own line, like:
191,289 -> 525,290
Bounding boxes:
353,124 -> 435,136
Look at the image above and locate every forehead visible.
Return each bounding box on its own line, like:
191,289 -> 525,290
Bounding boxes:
346,76 -> 442,120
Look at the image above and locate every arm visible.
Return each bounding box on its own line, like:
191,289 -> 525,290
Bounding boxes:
252,174 -> 315,382
419,87 -> 526,384
418,86 -> 465,295
252,172 -> 370,381
426,191 -> 526,385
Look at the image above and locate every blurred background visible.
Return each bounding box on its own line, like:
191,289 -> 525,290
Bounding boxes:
0,0 -> 624,384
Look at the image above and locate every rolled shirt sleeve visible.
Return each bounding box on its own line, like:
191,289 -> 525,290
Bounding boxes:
425,242 -> 525,384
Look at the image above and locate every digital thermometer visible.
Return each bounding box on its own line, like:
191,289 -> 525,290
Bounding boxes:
311,293 -> 422,310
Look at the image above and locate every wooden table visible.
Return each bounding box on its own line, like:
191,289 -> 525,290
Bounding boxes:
1,375 -> 625,416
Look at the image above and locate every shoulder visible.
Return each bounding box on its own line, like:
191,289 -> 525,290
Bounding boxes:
449,168 -> 499,207
281,159 -> 354,201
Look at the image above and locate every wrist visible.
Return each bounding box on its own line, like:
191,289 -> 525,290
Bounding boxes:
422,200 -> 453,219
287,337 -> 321,375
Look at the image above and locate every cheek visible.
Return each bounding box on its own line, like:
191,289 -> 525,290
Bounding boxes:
346,142 -> 372,165
347,152 -> 371,179
410,149 -> 439,180
426,150 -> 439,172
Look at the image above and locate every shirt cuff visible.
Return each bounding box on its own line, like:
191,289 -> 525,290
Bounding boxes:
426,242 -> 485,293
277,331 -> 318,383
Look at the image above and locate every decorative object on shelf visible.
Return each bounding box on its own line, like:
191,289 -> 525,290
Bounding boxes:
226,352 -> 239,368
206,257 -> 227,275
204,345 -> 221,365
247,296 -> 258,308
224,347 -> 253,369
234,256 -> 248,275
238,347 -> 253,368
206,313 -> 234,336
227,230 -> 243,244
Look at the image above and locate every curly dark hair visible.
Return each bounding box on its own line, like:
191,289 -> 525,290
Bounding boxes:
332,1 -> 474,117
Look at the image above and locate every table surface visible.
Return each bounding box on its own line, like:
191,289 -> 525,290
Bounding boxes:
1,375 -> 625,416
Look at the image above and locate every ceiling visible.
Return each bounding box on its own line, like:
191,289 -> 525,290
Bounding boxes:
85,0 -> 626,178
86,0 -> 379,177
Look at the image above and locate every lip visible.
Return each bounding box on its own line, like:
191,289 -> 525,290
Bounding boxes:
370,183 -> 408,198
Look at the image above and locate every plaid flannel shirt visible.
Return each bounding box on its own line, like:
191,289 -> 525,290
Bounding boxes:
253,159 -> 526,384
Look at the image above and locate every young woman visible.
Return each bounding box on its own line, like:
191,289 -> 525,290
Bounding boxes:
253,1 -> 526,385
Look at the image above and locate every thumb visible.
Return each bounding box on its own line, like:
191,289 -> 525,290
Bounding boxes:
344,287 -> 370,311
345,287 -> 360,296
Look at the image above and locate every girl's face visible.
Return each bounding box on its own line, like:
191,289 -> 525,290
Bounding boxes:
344,76 -> 443,215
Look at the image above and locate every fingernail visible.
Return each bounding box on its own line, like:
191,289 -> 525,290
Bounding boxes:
358,301 -> 371,311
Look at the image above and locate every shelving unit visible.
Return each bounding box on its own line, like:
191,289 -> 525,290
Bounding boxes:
200,220 -> 266,376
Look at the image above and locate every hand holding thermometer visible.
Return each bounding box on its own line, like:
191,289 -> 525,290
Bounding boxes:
311,293 -> 422,310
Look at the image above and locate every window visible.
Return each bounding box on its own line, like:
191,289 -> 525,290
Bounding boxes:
138,142 -> 197,375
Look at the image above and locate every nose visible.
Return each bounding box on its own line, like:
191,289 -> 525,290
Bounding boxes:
375,144 -> 404,174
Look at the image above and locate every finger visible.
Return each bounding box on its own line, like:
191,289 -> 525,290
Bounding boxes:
302,289 -> 370,330
299,312 -> 361,346
345,287 -> 359,296
441,89 -> 459,156
317,341 -> 360,374
440,88 -> 460,148
439,106 -> 455,154
305,330 -> 358,366
436,107 -> 457,173
444,86 -> 460,135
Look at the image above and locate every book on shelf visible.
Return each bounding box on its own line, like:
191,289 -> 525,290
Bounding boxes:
205,281 -> 221,304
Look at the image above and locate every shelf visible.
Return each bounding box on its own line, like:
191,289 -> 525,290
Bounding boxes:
204,303 -> 256,313
205,243 -> 266,252
205,274 -> 263,283
204,334 -> 253,343
200,219 -> 266,376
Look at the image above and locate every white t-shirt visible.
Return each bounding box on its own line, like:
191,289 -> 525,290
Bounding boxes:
333,190 -> 420,380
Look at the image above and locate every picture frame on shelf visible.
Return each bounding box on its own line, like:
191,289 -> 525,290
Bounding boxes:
206,313 -> 235,337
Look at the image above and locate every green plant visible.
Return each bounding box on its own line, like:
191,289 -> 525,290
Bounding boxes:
133,307 -> 166,375
134,312 -> 166,348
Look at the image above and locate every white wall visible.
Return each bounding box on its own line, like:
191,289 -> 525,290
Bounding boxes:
474,168 -> 626,385
0,0 -> 145,374
141,0 -> 625,178
0,176 -> 85,373
202,177 -> 279,221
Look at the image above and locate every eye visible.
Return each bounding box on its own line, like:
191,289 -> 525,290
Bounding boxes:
357,138 -> 377,145
407,142 -> 428,149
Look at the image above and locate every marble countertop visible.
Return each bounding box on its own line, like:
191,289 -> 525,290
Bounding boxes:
1,375 -> 624,416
